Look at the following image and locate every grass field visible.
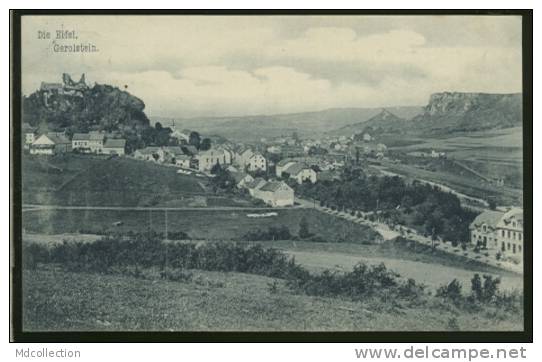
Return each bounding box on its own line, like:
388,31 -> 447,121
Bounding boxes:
21,154 -> 251,207
22,208 -> 382,243
379,127 -> 523,205
23,265 -> 522,332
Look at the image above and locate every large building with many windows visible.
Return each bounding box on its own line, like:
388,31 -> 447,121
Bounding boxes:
470,207 -> 524,256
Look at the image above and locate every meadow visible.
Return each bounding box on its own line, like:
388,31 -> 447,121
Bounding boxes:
23,266 -> 522,332
22,208 -> 382,244
379,127 -> 523,205
21,233 -> 523,333
21,154 -> 251,207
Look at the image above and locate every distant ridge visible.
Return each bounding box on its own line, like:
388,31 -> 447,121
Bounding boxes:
325,92 -> 522,137
152,106 -> 423,141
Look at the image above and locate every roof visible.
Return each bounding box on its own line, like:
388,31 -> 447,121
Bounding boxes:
104,139 -> 126,148
259,181 -> 291,193
175,154 -> 191,160
163,146 -> 184,154
89,132 -> 105,141
137,146 -> 160,155
277,159 -> 294,167
245,177 -> 266,190
470,210 -> 504,229
72,133 -> 90,141
285,162 -> 312,176
181,145 -> 198,155
249,152 -> 265,160
231,171 -> 252,183
497,207 -> 523,228
241,149 -> 254,157
46,132 -> 70,144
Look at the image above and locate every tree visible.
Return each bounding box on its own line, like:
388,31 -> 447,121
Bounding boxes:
189,131 -> 201,149
299,217 -> 311,239
355,148 -> 360,164
210,161 -> 222,175
436,279 -> 463,303
200,138 -> 212,151
488,198 -> 497,210
471,274 -> 483,301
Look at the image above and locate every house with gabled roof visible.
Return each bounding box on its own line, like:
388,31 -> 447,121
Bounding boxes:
72,133 -> 91,153
285,163 -> 317,184
88,131 -> 105,153
30,132 -> 71,155
231,171 -> 254,189
276,159 -> 297,177
470,207 -> 524,257
254,181 -> 294,207
103,139 -> 126,156
133,146 -> 161,161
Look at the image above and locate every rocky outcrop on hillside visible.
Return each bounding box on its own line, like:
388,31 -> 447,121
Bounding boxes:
360,109 -> 405,133
413,92 -> 522,133
22,74 -> 151,134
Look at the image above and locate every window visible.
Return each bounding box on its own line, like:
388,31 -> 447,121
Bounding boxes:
519,245 -> 522,252
501,230 -> 505,237
483,225 -> 487,232
513,244 -> 516,253
507,242 -> 511,250
507,230 -> 511,238
519,233 -> 522,241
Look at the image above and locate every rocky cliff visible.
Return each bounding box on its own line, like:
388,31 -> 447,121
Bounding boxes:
413,92 -> 522,133
22,80 -> 151,134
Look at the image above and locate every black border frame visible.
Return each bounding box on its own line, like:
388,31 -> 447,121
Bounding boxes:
9,9 -> 533,343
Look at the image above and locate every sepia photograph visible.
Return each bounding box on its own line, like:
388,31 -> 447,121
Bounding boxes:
10,10 -> 531,341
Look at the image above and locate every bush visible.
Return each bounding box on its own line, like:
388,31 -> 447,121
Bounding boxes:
243,226 -> 292,241
436,279 -> 463,305
471,274 -> 501,303
287,262 -> 424,302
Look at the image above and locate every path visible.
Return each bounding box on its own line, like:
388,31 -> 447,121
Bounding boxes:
22,203 -> 305,213
296,197 -> 522,274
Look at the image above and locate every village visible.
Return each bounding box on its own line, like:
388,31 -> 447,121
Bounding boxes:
22,116 -> 525,271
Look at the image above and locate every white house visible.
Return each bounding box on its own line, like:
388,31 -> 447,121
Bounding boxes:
175,154 -> 191,168
245,178 -> 267,197
89,131 -> 105,153
196,148 -> 231,172
246,152 -> 267,172
275,159 -> 296,178
133,146 -> 160,161
102,139 -> 126,156
231,171 -> 254,189
72,133 -> 91,152
284,163 -> 317,184
253,181 -> 294,207
470,207 -> 524,257
22,124 -> 37,149
236,149 -> 254,167
30,133 -> 71,155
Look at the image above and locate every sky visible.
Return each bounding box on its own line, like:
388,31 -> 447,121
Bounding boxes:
21,15 -> 523,118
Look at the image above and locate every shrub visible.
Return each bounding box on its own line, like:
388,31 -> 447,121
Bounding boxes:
471,274 -> 501,303
243,226 -> 292,241
436,279 -> 463,305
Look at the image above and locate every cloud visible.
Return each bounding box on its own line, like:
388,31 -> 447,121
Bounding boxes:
21,15 -> 522,117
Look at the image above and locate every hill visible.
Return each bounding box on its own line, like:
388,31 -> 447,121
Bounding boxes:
410,92 -> 523,135
22,74 -> 154,152
330,109 -> 407,137
153,106 -> 422,141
